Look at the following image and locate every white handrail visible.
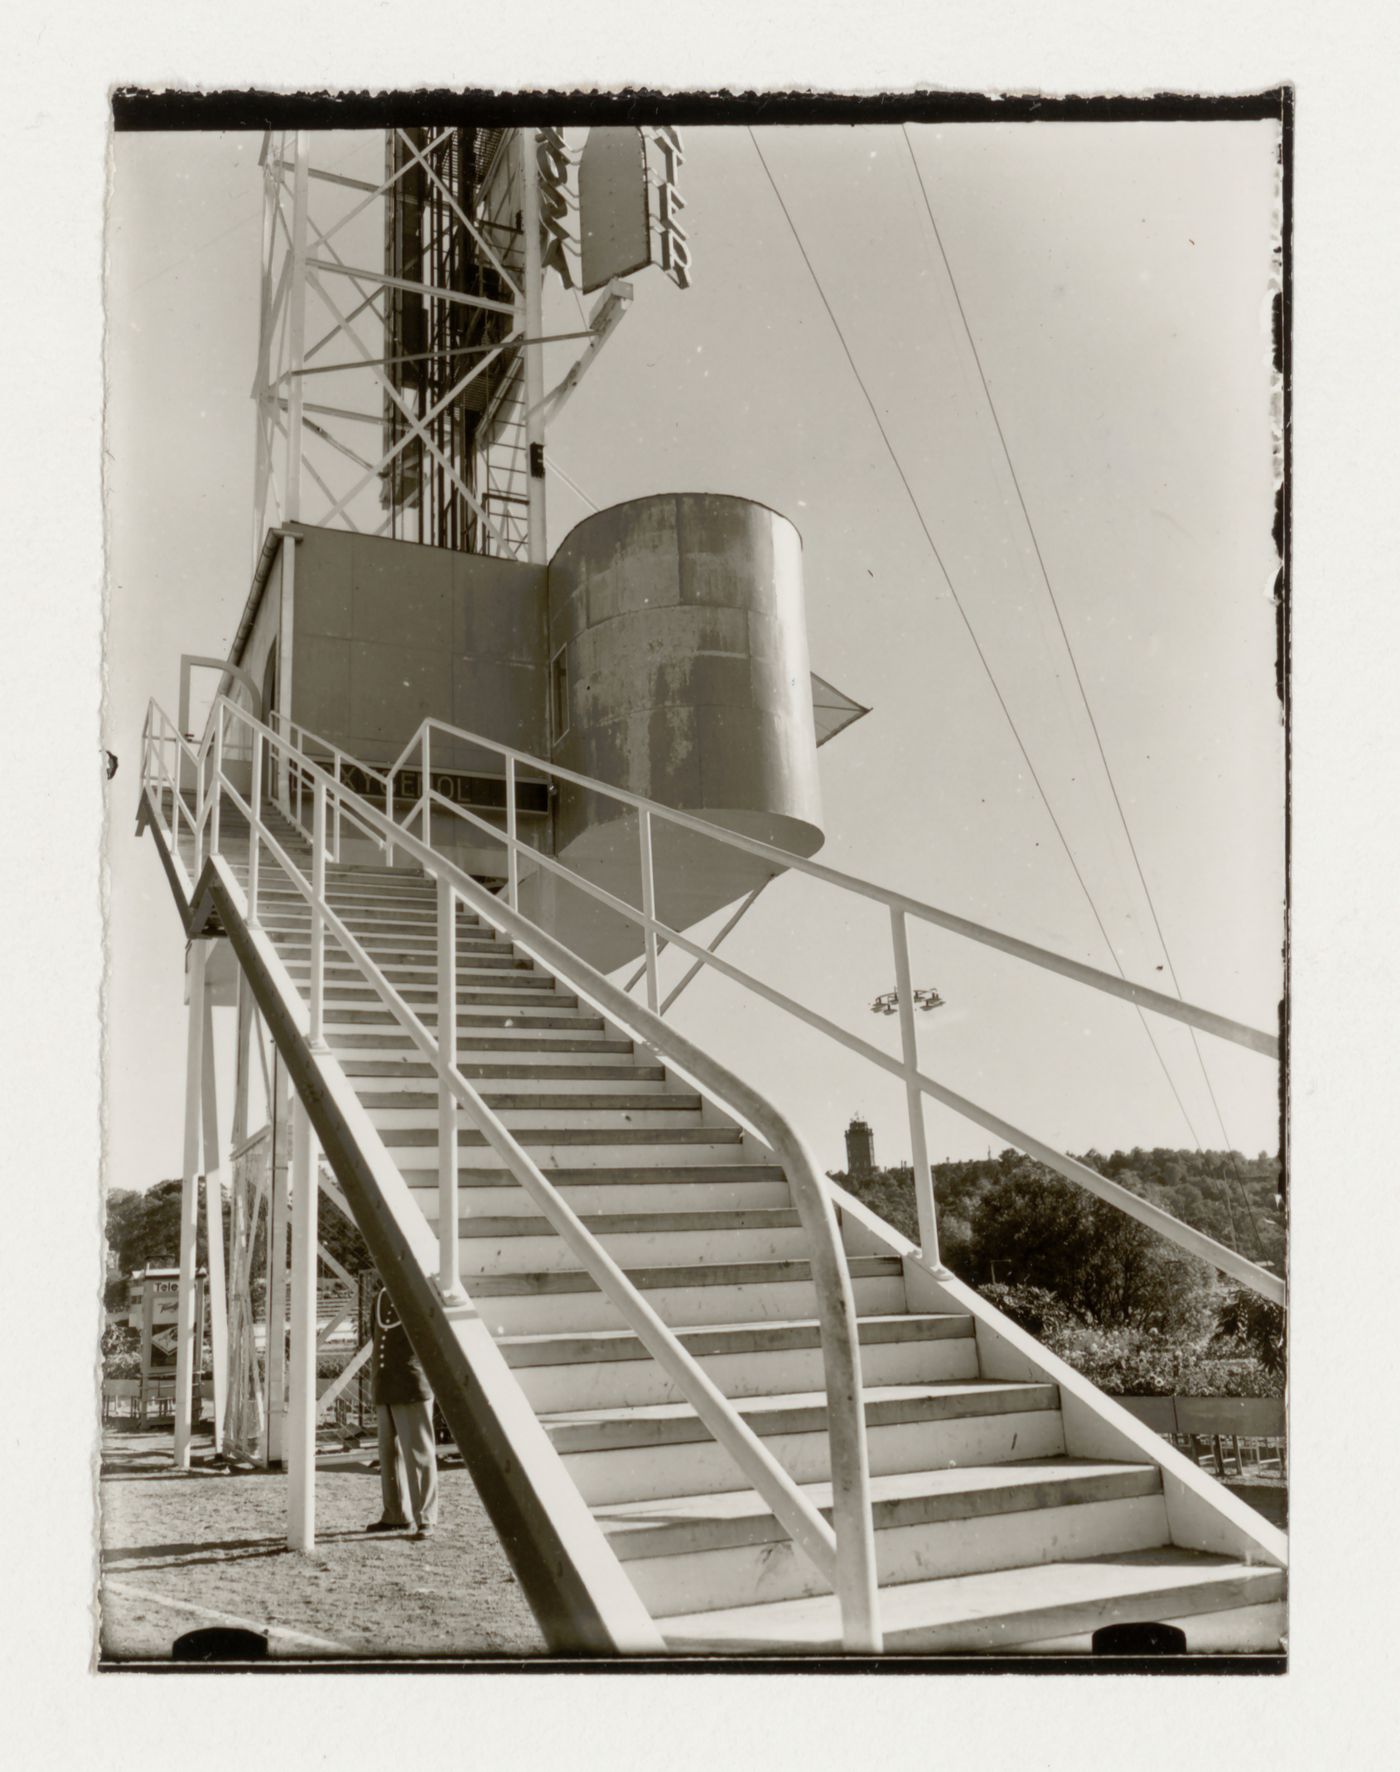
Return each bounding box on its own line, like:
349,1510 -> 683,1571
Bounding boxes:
143,695 -> 883,1652
396,718 -> 1276,1058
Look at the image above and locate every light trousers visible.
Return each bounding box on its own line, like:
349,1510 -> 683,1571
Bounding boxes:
376,1399 -> 439,1527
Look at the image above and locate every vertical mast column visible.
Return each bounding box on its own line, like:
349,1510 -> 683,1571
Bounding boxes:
519,126 -> 547,564
284,129 -> 311,524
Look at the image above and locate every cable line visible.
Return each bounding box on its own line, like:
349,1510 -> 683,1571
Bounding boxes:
899,125 -> 1266,1259
747,127 -> 1212,1162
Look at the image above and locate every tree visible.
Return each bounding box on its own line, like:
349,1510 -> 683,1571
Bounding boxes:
967,1160 -> 1216,1335
1215,1285 -> 1286,1375
104,1179 -> 216,1279
105,1174 -> 371,1295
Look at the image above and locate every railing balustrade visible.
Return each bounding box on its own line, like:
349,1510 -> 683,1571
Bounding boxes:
140,693 -> 883,1653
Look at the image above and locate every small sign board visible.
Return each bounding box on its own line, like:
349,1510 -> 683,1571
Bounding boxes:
127,1271 -> 181,1330
578,127 -> 652,294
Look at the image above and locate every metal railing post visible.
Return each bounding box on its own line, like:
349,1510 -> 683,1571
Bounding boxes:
160,725 -> 171,844
332,754 -> 343,861
174,728 -> 185,853
309,779 -> 327,1049
209,704 -> 224,860
891,907 -> 942,1267
385,764 -> 396,869
247,729 -> 263,926
193,725 -> 206,877
638,808 -> 660,1014
157,722 -> 174,847
419,726 -> 431,839
436,871 -> 465,1302
506,755 -> 519,912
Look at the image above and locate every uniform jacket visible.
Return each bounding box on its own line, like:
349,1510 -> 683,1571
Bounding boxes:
371,1287 -> 432,1407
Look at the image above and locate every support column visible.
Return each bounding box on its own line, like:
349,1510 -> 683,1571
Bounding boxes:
173,940 -> 206,1468
519,125 -> 547,564
201,997 -> 229,1458
265,1055 -> 291,1467
287,1090 -> 319,1550
284,130 -> 310,524
195,1276 -> 208,1430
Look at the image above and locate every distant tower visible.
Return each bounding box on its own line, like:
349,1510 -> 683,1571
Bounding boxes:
845,1115 -> 876,1179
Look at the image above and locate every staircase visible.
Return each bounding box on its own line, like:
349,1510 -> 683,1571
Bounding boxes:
148,770 -> 1285,1656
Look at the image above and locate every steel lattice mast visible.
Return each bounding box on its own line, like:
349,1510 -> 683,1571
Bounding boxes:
253,126 -> 547,565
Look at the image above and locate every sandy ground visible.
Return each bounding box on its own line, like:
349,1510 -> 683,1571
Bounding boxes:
98,1423 -> 546,1664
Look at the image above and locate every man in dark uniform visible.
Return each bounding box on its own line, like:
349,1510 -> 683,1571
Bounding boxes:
366,1282 -> 439,1539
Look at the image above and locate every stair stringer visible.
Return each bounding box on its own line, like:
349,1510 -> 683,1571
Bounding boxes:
137,785 -> 205,933
196,852 -> 665,1655
831,1183 -> 1287,1572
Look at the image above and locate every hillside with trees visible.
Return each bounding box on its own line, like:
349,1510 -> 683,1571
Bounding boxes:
833,1147 -> 1285,1397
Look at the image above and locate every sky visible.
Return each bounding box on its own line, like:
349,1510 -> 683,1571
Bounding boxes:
104,117 -> 1284,1202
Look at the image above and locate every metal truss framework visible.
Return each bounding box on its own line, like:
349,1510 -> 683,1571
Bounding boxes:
173,963 -> 378,1474
253,127 -> 549,565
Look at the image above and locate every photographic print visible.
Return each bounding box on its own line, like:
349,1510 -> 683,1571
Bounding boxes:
99,92 -> 1288,1668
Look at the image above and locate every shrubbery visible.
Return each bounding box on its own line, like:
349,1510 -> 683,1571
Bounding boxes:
102,1323 -> 141,1380
969,1281 -> 1282,1397
1045,1324 -> 1282,1398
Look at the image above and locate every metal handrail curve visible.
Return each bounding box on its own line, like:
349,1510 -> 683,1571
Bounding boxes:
142,694 -> 883,1653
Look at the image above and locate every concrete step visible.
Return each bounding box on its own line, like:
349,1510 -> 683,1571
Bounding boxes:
604,1458 -> 1169,1615
359,1077 -> 694,1105
257,907 -> 486,936
258,900 -> 482,924
328,1033 -> 634,1056
370,1106 -> 709,1138
464,1255 -> 909,1338
451,1208 -> 812,1276
498,1313 -> 977,1412
550,1379 -> 1065,1504
322,982 -> 569,1006
257,878 -> 438,902
258,892 -> 474,920
380,1129 -> 747,1169
272,932 -> 508,958
275,943 -> 540,976
258,896 -> 453,923
323,1007 -> 605,1030
657,1549 -> 1286,1654
278,948 -> 526,973
277,936 -> 526,962
402,1164 -> 794,1217
340,1058 -> 664,1083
